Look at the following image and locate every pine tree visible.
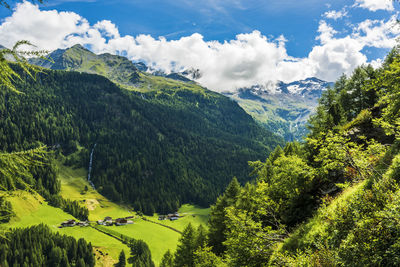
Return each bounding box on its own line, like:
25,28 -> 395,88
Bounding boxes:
208,177 -> 240,255
174,223 -> 196,267
160,250 -> 174,267
116,250 -> 126,267
196,225 -> 207,249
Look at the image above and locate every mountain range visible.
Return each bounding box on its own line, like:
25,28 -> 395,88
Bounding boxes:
29,44 -> 333,141
130,60 -> 333,141
22,44 -> 284,214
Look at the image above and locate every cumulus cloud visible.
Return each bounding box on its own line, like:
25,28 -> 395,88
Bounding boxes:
0,1 -> 89,50
0,2 -> 399,91
354,0 -> 394,12
323,9 -> 348,20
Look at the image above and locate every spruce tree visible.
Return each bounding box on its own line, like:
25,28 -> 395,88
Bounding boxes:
196,225 -> 207,249
116,250 -> 126,267
160,250 -> 174,267
208,177 -> 240,255
174,223 -> 196,267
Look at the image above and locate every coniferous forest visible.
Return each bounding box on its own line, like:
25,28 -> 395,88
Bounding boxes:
158,46 -> 400,266
0,66 -> 282,214
0,224 -> 95,267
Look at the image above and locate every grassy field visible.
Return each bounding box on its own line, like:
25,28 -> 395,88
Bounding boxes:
58,163 -> 211,265
96,220 -> 181,264
3,162 -> 211,266
3,190 -> 129,267
148,204 -> 210,232
57,164 -> 133,221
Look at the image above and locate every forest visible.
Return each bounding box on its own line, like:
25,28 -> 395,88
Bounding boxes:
0,224 -> 95,267
158,46 -> 400,266
0,66 -> 282,214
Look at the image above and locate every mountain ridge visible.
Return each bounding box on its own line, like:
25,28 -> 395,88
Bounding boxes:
30,44 -> 331,141
30,44 -> 140,85
224,77 -> 333,141
8,58 -> 283,214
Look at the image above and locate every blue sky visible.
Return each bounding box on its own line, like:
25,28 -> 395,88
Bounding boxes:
0,0 -> 399,91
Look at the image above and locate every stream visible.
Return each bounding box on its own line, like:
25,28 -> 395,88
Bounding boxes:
87,143 -> 97,189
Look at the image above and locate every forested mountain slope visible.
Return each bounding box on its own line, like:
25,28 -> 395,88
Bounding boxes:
158,47 -> 400,267
0,66 -> 282,214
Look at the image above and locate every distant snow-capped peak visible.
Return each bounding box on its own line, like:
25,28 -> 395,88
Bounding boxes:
237,77 -> 333,99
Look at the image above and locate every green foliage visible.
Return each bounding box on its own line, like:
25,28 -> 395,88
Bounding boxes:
309,131 -> 387,181
0,41 -> 46,93
224,203 -> 286,267
249,149 -> 316,226
0,197 -> 14,223
160,250 -> 174,267
308,64 -> 379,139
0,147 -> 57,193
201,47 -> 400,266
0,224 -> 95,266
0,67 -> 282,214
165,223 -> 211,267
47,195 -> 89,221
0,147 -> 88,220
374,55 -> 400,137
174,223 -> 197,267
193,247 -> 226,267
128,239 -> 155,267
207,177 -> 240,255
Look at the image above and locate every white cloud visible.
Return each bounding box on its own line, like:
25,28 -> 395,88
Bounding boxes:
323,9 -> 348,20
0,2 -> 399,92
354,17 -> 400,48
0,2 -> 89,51
354,0 -> 394,12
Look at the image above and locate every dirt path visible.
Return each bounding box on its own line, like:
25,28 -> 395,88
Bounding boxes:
141,217 -> 182,234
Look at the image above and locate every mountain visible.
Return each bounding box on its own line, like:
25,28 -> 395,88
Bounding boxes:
132,61 -> 199,83
224,78 -> 334,141
30,44 -> 140,85
5,60 -> 283,214
30,45 -> 332,142
130,57 -> 332,142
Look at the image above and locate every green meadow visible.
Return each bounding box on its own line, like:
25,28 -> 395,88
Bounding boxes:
2,190 -> 129,267
56,162 -> 210,265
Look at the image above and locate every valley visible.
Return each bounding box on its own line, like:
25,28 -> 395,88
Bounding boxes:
1,14 -> 399,265
1,158 -> 209,266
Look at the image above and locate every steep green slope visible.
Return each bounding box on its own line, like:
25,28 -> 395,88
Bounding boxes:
159,48 -> 400,267
0,66 -> 282,214
226,92 -> 313,141
30,44 -> 140,86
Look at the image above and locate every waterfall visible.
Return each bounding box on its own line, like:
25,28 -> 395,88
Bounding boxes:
87,143 -> 97,189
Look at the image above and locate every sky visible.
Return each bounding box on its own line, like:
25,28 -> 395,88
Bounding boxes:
0,0 -> 399,91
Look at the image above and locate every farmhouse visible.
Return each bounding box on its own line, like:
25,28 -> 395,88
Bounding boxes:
115,218 -> 133,226
97,216 -> 113,226
61,219 -> 76,227
159,212 -> 181,221
76,221 -> 89,227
